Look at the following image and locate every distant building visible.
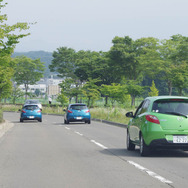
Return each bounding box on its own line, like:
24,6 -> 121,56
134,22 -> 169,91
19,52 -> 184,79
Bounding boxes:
47,85 -> 61,97
19,84 -> 46,94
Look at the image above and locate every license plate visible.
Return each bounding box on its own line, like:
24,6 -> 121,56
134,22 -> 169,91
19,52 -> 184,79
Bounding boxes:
173,136 -> 188,143
28,116 -> 34,119
76,117 -> 82,120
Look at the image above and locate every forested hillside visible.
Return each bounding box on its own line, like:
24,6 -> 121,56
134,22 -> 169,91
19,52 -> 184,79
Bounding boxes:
12,51 -> 53,78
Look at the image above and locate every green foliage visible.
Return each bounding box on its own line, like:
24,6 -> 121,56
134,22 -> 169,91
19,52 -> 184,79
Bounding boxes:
0,109 -> 3,123
13,56 -> 45,99
100,83 -> 130,106
12,51 -> 53,78
57,91 -> 69,106
125,80 -> 144,106
11,85 -> 25,104
148,80 -> 159,97
82,78 -> 101,107
0,0 -> 30,100
49,47 -> 76,79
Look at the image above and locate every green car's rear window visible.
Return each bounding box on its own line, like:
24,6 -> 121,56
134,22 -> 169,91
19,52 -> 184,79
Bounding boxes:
152,99 -> 188,115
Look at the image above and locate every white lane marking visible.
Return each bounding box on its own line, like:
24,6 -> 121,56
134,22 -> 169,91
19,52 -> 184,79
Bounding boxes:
75,131 -> 83,136
90,140 -> 108,149
63,127 -> 172,185
128,160 -> 173,184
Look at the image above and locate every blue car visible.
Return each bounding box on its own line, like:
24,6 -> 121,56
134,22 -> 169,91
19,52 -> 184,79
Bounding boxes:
64,103 -> 91,124
20,104 -> 42,122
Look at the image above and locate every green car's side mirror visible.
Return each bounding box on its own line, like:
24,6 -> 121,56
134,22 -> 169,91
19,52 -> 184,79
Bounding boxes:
126,112 -> 134,118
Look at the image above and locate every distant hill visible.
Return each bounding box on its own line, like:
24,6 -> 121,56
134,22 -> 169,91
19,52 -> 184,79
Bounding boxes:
12,51 -> 53,78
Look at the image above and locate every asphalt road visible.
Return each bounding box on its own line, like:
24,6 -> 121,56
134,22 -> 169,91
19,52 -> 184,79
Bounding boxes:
1,112 -> 188,188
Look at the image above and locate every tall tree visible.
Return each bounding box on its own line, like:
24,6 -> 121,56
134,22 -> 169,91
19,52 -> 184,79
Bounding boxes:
49,47 -> 76,79
0,0 -> 30,100
13,56 -> 45,99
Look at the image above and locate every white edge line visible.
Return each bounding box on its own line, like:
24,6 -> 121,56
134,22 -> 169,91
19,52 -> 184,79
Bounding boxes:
128,160 -> 173,184
90,140 -> 108,149
65,127 -> 70,130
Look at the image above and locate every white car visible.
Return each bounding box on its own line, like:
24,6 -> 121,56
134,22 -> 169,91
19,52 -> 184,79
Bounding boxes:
24,99 -> 42,109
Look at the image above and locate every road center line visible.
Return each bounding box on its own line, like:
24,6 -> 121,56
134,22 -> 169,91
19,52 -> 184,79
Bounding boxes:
90,140 -> 108,149
74,131 -> 83,136
128,160 -> 173,184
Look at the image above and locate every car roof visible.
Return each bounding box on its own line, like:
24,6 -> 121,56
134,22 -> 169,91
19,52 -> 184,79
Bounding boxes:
145,96 -> 188,102
68,103 -> 87,107
23,104 -> 39,107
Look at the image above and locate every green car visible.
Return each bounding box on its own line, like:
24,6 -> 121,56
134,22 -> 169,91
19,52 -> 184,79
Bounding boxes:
126,96 -> 188,156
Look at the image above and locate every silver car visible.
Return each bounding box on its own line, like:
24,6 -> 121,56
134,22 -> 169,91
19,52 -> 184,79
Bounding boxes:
24,99 -> 42,109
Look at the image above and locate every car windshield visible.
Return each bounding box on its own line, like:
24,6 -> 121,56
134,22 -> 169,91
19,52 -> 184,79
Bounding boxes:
70,105 -> 87,110
24,105 -> 39,110
152,99 -> 188,115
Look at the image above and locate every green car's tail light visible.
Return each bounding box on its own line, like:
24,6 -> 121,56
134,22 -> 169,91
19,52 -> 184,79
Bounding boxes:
145,115 -> 160,124
68,110 -> 73,113
85,110 -> 90,113
22,110 -> 26,113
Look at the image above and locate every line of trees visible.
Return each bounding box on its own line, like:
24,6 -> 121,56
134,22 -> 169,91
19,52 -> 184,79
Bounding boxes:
49,35 -> 188,107
1,0 -> 188,107
0,1 -> 45,103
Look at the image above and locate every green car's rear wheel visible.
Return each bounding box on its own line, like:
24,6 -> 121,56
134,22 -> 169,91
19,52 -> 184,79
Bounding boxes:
127,131 -> 135,150
140,134 -> 150,156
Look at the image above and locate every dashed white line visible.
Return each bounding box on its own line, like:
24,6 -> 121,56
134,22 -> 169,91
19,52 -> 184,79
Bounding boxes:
90,140 -> 108,149
128,160 -> 173,184
63,126 -> 172,185
75,131 -> 83,136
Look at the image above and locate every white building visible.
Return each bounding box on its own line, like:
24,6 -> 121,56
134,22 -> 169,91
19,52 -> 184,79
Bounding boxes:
19,84 -> 47,94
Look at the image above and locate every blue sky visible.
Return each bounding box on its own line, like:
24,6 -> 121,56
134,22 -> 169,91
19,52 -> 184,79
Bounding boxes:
4,0 -> 188,52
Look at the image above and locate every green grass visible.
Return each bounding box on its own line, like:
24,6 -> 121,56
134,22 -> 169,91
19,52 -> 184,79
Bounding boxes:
1,105 -> 136,125
90,107 -> 135,124
0,109 -> 3,123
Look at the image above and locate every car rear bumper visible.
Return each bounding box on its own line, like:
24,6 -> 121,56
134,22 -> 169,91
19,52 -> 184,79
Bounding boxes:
149,139 -> 188,149
21,115 -> 42,121
67,117 -> 90,122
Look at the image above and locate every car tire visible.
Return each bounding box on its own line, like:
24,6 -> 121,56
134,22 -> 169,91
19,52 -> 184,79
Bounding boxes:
140,134 -> 150,156
20,119 -> 23,122
64,119 -> 66,124
66,120 -> 69,124
126,131 -> 135,151
88,120 -> 91,124
39,118 -> 42,122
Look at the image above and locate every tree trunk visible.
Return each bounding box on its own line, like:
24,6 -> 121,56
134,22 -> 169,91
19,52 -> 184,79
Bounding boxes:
168,81 -> 173,96
131,95 -> 135,107
105,96 -> 108,106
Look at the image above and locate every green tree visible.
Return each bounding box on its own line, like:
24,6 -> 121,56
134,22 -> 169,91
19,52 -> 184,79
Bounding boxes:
13,56 -> 45,99
148,80 -> 159,97
82,78 -> 100,107
11,85 -> 24,104
100,83 -> 129,107
49,47 -> 76,79
0,0 -> 30,100
125,80 -> 144,106
75,51 -> 116,85
57,91 -> 69,106
0,67 -> 12,100
139,34 -> 188,95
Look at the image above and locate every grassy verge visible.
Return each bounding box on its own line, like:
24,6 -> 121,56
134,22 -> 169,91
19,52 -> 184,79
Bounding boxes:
0,109 -> 3,123
1,105 -> 135,125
